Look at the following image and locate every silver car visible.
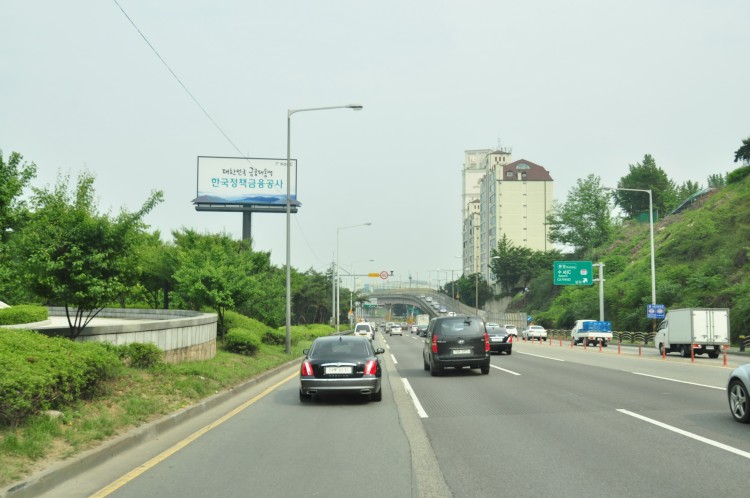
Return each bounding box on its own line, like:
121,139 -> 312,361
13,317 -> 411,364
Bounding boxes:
728,363 -> 750,423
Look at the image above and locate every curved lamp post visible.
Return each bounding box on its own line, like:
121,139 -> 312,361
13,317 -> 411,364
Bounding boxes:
285,104 -> 363,354
605,187 -> 656,305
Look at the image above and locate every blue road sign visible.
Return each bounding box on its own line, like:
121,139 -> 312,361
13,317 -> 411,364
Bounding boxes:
647,304 -> 666,319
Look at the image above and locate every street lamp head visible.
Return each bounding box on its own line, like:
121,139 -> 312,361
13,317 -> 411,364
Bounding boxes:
349,105 -> 364,111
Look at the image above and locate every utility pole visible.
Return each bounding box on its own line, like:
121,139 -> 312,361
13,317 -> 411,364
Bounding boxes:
594,262 -> 605,321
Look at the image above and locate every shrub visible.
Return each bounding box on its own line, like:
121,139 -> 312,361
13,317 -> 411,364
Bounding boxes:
224,328 -> 261,356
124,343 -> 164,369
727,165 -> 750,185
262,329 -> 286,346
0,305 -> 48,326
0,330 -> 121,425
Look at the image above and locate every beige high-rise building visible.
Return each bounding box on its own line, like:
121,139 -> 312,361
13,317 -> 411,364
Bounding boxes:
462,148 -> 553,287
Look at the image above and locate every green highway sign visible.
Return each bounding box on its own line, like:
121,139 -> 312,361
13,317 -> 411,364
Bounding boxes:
553,261 -> 594,286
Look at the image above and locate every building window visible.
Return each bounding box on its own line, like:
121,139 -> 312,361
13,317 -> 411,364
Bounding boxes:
506,171 -> 513,177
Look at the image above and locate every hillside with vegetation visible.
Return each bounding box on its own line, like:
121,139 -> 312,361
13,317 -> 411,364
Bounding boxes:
513,171 -> 750,339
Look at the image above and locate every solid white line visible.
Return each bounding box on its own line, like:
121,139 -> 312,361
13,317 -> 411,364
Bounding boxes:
617,409 -> 750,459
402,378 -> 429,418
491,364 -> 521,375
391,353 -> 398,364
632,372 -> 725,390
517,351 -> 565,362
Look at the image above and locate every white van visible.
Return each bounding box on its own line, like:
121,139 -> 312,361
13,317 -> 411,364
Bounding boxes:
354,322 -> 374,341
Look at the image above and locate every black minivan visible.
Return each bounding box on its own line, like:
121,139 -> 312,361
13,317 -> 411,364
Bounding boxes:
423,315 -> 490,376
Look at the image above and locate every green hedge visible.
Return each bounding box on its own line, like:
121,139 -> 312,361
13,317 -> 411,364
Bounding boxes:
0,305 -> 48,326
0,330 -> 122,426
224,328 -> 261,356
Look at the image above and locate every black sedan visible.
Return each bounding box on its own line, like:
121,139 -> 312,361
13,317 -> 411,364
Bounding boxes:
487,323 -> 513,355
299,335 -> 385,402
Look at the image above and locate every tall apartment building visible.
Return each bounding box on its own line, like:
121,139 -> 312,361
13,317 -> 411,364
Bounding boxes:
461,148 -> 554,286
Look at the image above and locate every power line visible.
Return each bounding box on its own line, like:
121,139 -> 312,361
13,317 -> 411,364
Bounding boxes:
112,0 -> 245,157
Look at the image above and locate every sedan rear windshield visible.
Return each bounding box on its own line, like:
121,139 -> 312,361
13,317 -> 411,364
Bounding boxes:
312,340 -> 371,358
435,318 -> 484,336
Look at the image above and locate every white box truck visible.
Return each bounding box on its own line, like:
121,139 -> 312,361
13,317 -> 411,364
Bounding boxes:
654,308 -> 729,358
571,320 -> 613,347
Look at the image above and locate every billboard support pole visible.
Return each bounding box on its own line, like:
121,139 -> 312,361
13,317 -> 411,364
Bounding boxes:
242,212 -> 252,241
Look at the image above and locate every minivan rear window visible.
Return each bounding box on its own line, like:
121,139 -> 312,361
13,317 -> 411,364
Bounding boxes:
435,318 -> 483,336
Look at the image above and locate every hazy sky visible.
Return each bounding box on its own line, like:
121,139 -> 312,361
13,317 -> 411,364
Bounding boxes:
2,1 -> 748,288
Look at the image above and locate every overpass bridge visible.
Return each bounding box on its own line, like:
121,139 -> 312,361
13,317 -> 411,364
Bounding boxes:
365,287 -> 527,329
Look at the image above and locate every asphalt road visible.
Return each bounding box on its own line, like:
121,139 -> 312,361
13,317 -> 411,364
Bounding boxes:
28,331 -> 750,498
387,331 -> 749,497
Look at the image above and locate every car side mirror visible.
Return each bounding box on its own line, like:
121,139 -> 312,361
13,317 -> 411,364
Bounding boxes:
303,349 -> 310,356
375,348 -> 385,355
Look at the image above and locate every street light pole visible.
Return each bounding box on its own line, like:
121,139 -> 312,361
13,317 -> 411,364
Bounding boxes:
336,222 -> 371,333
437,268 -> 460,300
285,104 -> 363,354
474,271 -> 479,314
606,187 -> 656,305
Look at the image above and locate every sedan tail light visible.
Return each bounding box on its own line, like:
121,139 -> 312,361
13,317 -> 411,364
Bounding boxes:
484,332 -> 490,352
432,334 -> 438,353
300,360 -> 314,377
364,360 -> 378,376
508,335 -> 513,343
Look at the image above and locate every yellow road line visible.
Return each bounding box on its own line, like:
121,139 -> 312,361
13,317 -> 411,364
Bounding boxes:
89,371 -> 298,497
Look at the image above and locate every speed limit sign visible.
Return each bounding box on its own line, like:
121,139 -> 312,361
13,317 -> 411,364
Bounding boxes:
379,271 -> 389,280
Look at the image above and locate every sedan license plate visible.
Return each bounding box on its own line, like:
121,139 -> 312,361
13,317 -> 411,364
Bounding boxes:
325,366 -> 352,375
452,349 -> 471,355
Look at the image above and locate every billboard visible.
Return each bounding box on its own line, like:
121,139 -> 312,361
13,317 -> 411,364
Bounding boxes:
193,156 -> 298,206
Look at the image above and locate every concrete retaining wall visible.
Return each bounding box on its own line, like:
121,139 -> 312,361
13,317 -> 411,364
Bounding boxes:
41,307 -> 218,363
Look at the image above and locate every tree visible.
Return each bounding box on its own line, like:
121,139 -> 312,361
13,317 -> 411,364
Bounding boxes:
456,273 -> 492,309
613,154 -> 676,218
490,234 -> 530,296
136,231 -> 178,309
707,173 -> 726,188
490,234 -> 561,296
546,174 -> 615,254
172,230 -> 279,334
288,268 -> 332,325
0,150 -> 36,242
13,172 -> 163,336
674,180 -> 702,204
734,136 -> 750,165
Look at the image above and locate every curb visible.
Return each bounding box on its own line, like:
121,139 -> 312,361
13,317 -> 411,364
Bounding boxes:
2,358 -> 302,498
